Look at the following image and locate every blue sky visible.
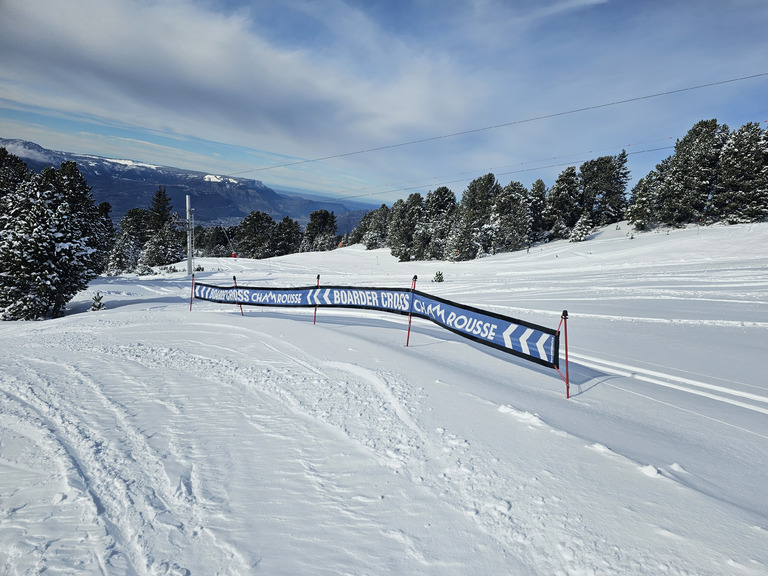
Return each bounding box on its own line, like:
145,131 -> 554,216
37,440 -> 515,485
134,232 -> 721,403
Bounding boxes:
1,0 -> 766,205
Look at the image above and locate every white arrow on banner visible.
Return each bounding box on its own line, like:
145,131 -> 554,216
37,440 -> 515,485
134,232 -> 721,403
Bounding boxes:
519,328 -> 534,355
536,333 -> 550,363
310,289 -> 321,305
323,289 -> 332,305
502,323 -> 521,350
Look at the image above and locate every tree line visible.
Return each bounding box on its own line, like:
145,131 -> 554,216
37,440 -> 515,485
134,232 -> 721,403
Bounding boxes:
105,191 -> 342,276
346,118 -> 767,261
2,118 -> 766,319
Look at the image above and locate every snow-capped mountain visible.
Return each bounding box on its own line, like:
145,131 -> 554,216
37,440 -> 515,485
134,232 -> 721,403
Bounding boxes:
0,138 -> 371,230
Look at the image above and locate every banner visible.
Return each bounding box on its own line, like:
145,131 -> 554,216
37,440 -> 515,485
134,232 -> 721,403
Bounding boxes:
193,281 -> 559,369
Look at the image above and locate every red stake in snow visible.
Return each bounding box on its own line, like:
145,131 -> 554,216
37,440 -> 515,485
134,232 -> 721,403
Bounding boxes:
406,275 -> 418,347
314,274 -> 320,325
232,275 -> 244,317
555,310 -> 570,398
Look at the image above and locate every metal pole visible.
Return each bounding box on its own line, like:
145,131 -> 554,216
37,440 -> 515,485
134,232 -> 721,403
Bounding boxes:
186,195 -> 194,275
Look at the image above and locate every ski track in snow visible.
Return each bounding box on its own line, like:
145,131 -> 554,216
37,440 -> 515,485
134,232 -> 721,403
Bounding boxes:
2,222 -> 768,575
1,349 -> 249,574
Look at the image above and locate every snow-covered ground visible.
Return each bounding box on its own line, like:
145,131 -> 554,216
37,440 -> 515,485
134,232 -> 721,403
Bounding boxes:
1,221 -> 767,575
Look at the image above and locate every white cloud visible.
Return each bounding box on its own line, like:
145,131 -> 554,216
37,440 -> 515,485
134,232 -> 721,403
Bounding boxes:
2,0 -> 767,200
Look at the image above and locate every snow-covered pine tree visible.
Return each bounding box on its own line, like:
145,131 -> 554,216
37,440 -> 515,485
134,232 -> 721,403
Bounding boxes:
387,199 -> 409,261
0,176 -> 57,319
355,204 -> 389,249
270,216 -> 302,256
490,180 -> 532,254
528,179 -> 548,244
569,212 -> 593,242
120,208 -> 152,246
657,119 -> 729,226
0,159 -> 108,319
90,291 -> 105,311
447,174 -> 501,260
237,210 -> 275,259
105,230 -> 142,275
300,210 -> 338,252
39,162 -> 107,317
137,219 -> 185,270
416,187 -> 456,260
710,122 -> 768,223
545,166 -> 580,239
387,193 -> 423,262
578,155 -> 612,223
626,156 -> 671,231
1,147 -> 31,200
596,150 -> 630,226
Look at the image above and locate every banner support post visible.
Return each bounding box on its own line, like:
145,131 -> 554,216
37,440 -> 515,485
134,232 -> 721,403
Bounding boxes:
554,310 -> 571,398
190,274 -> 195,311
232,275 -> 244,316
406,275 -> 418,347
562,310 -> 570,398
314,274 -> 320,325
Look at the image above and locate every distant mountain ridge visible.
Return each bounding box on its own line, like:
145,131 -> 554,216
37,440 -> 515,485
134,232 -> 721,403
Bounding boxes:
0,138 -> 372,233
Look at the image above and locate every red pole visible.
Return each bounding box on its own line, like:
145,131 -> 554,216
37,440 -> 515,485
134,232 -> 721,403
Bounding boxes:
314,274 -> 320,325
406,275 -> 417,347
189,273 -> 195,311
563,310 -> 570,398
233,275 -> 244,316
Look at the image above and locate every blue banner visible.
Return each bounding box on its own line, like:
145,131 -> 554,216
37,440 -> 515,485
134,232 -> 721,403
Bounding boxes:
193,281 -> 559,368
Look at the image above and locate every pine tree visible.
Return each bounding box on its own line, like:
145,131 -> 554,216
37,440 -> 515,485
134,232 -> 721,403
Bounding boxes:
605,150 -> 631,224
658,119 -> 729,226
386,199 -> 408,260
569,212 -> 592,242
300,210 -> 338,252
95,201 -> 115,274
626,157 -> 670,231
238,211 -> 276,259
578,156 -> 611,222
417,187 -> 456,260
270,216 -> 302,256
90,291 -> 105,311
195,225 -> 231,257
106,230 -> 142,275
491,181 -> 531,254
528,179 -> 548,243
710,122 -> 768,223
148,186 -> 173,235
0,159 -> 108,319
546,166 -> 580,239
0,176 -> 57,319
0,148 -> 31,200
360,204 -> 389,249
387,193 -> 423,262
447,174 -> 501,260
120,208 -> 152,246
137,219 -> 185,270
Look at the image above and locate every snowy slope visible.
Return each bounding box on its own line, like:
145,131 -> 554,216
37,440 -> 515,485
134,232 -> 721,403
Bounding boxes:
1,222 -> 767,575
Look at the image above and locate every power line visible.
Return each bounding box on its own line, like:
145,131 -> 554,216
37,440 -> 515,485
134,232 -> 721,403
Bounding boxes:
230,72 -> 768,177
338,144 -> 675,201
